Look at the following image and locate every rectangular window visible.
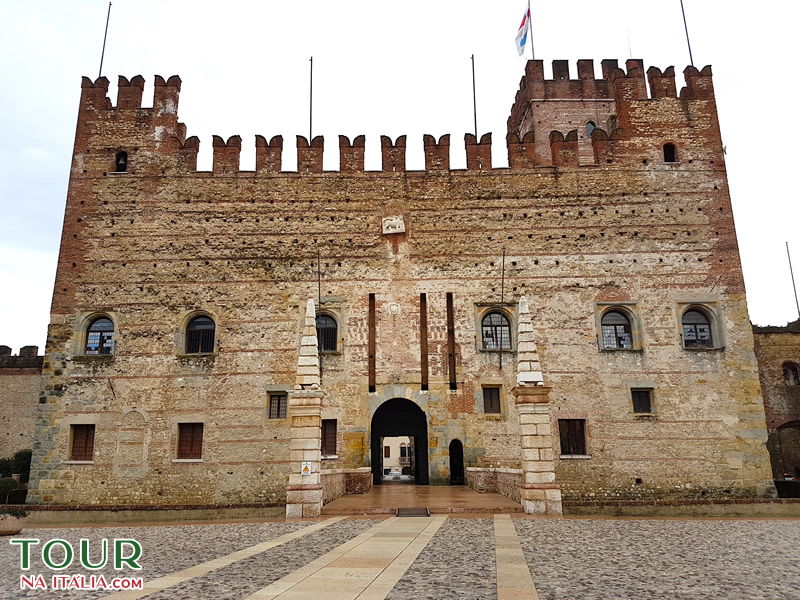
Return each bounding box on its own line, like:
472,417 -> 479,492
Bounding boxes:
400,445 -> 407,458
177,423 -> 204,459
483,387 -> 501,414
70,424 -> 95,461
558,419 -> 586,455
322,419 -> 337,456
631,389 -> 653,414
384,445 -> 391,458
268,393 -> 288,419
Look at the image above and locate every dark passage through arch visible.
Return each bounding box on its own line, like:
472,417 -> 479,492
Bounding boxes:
371,398 -> 429,485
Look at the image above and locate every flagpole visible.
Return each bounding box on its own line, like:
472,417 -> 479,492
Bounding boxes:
309,57 -> 313,141
471,55 -> 477,138
787,242 -> 800,320
98,2 -> 112,78
528,0 -> 534,60
680,0 -> 694,67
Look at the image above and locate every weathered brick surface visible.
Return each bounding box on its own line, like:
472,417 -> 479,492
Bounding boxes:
27,60 -> 774,507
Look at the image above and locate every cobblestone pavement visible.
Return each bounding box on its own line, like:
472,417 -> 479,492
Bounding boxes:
1,516 -> 799,599
515,518 -> 800,600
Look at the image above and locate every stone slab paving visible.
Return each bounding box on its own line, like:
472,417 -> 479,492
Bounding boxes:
385,516 -> 497,600
144,517 -> 378,599
514,518 -> 800,600
0,520 -> 310,600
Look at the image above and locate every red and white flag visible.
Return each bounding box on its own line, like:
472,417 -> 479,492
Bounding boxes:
515,7 -> 531,56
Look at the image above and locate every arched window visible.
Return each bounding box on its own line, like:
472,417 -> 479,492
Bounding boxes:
601,310 -> 632,349
481,311 -> 511,351
585,121 -> 596,137
186,315 -> 215,354
85,317 -> 114,355
682,309 -> 712,348
663,143 -> 677,163
316,314 -> 337,352
783,362 -> 800,386
115,151 -> 128,172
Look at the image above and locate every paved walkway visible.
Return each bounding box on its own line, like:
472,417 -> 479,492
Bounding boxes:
322,484 -> 523,515
2,515 -> 800,599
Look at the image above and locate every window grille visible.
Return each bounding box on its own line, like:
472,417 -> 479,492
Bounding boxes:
70,424 -> 95,461
186,316 -> 215,353
601,310 -> 632,349
558,419 -> 586,455
269,394 -> 288,419
321,419 -> 337,456
682,310 -> 712,348
631,389 -> 653,414
483,387 -> 501,414
316,314 -> 337,352
481,312 -> 511,351
177,423 -> 203,459
85,317 -> 115,355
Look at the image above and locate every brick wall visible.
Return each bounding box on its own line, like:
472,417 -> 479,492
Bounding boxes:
0,346 -> 42,457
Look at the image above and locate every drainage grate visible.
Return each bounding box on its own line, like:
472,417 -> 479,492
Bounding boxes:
396,507 -> 430,517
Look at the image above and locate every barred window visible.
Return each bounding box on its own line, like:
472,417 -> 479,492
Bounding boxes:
70,424 -> 95,461
601,310 -> 632,349
85,317 -> 114,355
682,310 -> 712,348
321,419 -> 337,456
115,151 -> 128,172
186,316 -> 215,354
482,312 -> 511,351
558,419 -> 586,455
316,314 -> 337,352
631,389 -> 653,414
269,393 -> 288,419
177,423 -> 203,459
483,387 -> 501,414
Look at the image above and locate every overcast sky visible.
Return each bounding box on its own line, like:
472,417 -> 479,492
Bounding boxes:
0,1 -> 798,354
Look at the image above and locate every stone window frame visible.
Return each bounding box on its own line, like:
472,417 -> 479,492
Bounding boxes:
474,302 -> 518,353
176,310 -> 219,357
554,409 -> 592,460
315,300 -> 346,356
62,414 -> 102,464
171,417 -> 206,463
594,303 -> 644,352
677,301 -> 724,351
477,382 -> 505,417
75,311 -> 117,358
630,385 -> 656,417
321,418 -> 338,459
265,385 -> 291,421
782,362 -> 800,386
316,310 -> 341,354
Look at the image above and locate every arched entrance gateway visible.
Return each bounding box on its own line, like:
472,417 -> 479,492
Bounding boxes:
370,398 -> 429,485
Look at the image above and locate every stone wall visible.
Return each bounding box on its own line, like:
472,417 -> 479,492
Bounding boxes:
0,345 -> 42,458
321,468 -> 371,505
467,467 -> 522,503
753,323 -> 800,479
27,60 -> 774,507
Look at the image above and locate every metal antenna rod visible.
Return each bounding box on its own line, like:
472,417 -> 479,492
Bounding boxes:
787,242 -> 800,320
471,55 -> 477,138
98,2 -> 112,78
309,57 -> 313,141
680,0 -> 694,67
499,248 -> 506,370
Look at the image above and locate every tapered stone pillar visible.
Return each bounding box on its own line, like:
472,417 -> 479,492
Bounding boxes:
286,299 -> 326,519
512,297 -> 562,515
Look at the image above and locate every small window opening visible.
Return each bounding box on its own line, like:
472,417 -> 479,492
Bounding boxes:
631,389 -> 653,414
783,363 -> 800,386
558,419 -> 586,455
316,314 -> 337,352
663,143 -> 677,163
177,423 -> 203,459
186,315 -> 215,354
85,317 -> 114,355
268,393 -> 288,419
115,151 -> 128,172
70,424 -> 95,461
601,310 -> 633,350
481,311 -> 512,351
483,387 -> 501,414
322,419 -> 337,456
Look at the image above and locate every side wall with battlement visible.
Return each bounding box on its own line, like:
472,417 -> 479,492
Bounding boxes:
28,60 -> 773,506
0,346 -> 43,457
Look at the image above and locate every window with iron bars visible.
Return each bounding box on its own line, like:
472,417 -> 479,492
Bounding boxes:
558,419 -> 587,455
186,315 -> 215,354
269,393 -> 288,419
316,314 -> 337,352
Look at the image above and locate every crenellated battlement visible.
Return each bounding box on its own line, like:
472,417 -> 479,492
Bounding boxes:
70,62 -> 721,177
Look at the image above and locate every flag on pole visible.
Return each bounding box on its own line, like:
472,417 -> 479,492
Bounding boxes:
515,8 -> 531,56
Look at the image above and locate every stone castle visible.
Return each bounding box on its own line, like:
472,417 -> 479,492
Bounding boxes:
26,58 -> 778,516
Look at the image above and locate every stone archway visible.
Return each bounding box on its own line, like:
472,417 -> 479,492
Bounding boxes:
371,398 -> 429,485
